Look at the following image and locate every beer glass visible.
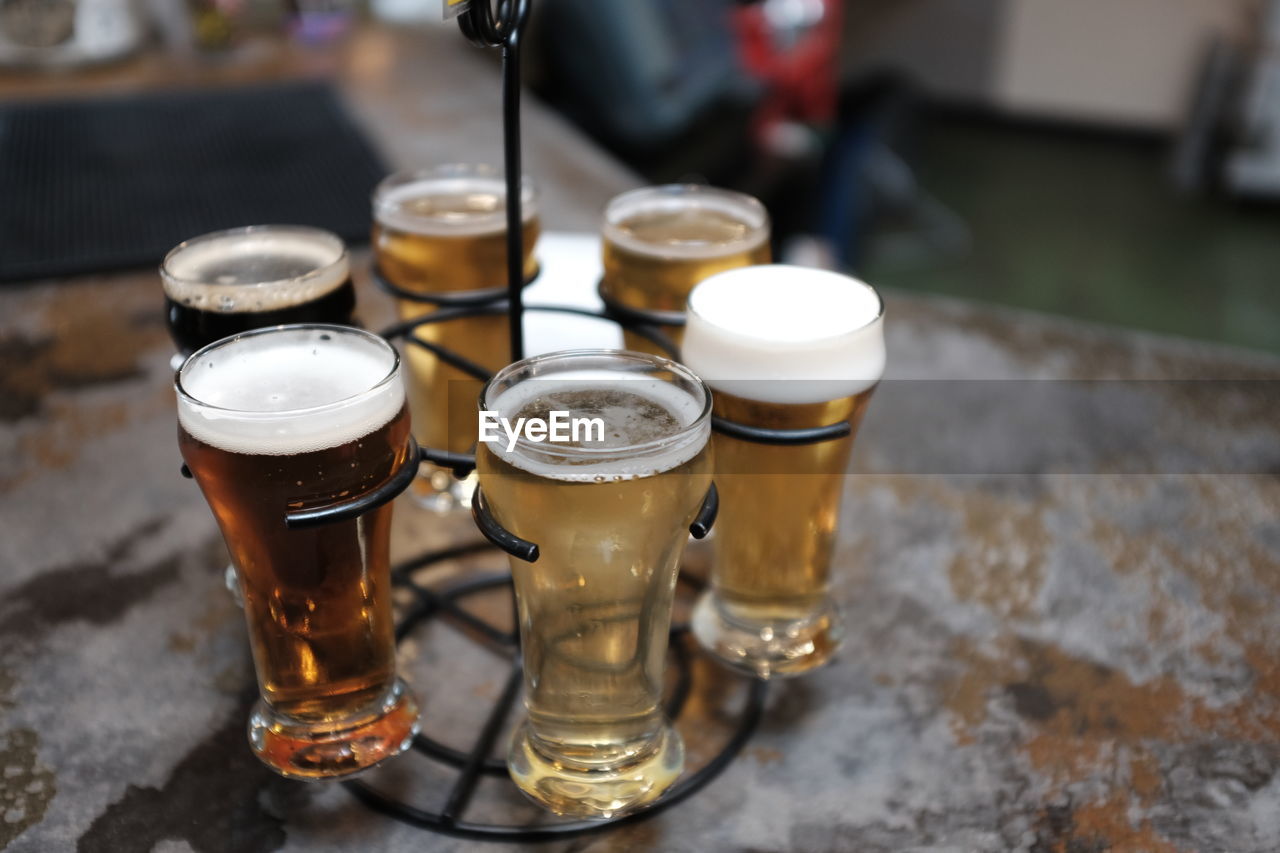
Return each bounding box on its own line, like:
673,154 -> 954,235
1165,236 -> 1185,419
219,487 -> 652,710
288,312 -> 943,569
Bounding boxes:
162,225 -> 355,359
683,266 -> 885,678
476,350 -> 713,818
163,225 -> 356,601
601,184 -> 770,355
373,164 -> 540,513
176,325 -> 420,779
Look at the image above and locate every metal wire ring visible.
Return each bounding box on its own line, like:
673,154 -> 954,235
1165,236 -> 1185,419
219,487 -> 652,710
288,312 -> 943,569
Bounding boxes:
371,264 -> 541,307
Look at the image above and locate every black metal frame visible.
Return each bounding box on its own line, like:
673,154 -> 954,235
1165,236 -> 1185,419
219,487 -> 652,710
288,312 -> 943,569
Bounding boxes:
177,0 -> 854,840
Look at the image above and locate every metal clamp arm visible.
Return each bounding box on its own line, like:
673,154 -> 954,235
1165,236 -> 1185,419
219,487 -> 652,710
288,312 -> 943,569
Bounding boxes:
421,446 -> 477,479
470,480 -> 718,565
689,483 -> 718,539
283,437 -> 424,529
471,487 -> 539,563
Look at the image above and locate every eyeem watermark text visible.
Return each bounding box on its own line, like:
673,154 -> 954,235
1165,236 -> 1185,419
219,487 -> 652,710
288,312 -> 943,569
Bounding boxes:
478,411 -> 605,452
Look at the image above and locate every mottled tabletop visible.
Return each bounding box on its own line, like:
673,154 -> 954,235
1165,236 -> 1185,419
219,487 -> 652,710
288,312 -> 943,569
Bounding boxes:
4,24 -> 1280,853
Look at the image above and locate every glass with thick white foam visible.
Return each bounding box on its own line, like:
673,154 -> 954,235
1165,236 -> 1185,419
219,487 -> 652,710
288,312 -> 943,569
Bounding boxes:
475,351 -> 713,818
601,185 -> 771,356
372,165 -> 540,513
176,325 -> 420,779
682,266 -> 886,679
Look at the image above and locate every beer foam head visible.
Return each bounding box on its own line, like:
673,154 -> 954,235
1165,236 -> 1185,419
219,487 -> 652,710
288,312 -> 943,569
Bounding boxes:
176,326 -> 404,456
682,265 -> 886,405
483,358 -> 710,483
373,170 -> 538,237
603,184 -> 769,260
161,226 -> 349,313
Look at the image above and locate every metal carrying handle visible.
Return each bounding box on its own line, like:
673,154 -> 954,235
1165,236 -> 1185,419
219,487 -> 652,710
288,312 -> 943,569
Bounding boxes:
471,482 -> 719,563
458,0 -> 530,49
458,0 -> 531,362
371,264 -> 541,307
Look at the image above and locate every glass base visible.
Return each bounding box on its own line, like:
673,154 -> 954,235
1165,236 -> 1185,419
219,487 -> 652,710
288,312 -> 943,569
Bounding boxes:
248,678 -> 420,780
691,592 -> 842,679
405,464 -> 477,515
507,721 -> 684,819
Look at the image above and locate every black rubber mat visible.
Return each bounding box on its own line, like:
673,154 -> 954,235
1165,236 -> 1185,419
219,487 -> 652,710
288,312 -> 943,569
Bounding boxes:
0,80 -> 386,282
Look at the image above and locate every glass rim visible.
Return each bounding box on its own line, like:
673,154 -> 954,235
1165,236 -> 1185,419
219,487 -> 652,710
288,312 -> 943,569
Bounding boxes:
686,265 -> 886,347
372,163 -> 539,213
479,348 -> 713,459
174,323 -> 401,418
160,225 -> 349,292
603,183 -> 770,229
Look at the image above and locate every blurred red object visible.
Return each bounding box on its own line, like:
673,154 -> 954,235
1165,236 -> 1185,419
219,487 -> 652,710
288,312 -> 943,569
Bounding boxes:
734,0 -> 843,141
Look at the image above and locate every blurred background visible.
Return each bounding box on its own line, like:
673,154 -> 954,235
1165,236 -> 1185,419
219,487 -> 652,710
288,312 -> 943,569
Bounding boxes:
1,0 -> 1277,354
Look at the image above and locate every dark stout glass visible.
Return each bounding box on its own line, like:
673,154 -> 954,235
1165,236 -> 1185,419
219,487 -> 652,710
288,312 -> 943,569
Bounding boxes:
162,226 -> 354,356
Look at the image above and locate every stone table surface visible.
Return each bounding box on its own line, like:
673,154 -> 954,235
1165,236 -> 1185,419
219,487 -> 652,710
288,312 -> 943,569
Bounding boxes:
4,23 -> 1280,853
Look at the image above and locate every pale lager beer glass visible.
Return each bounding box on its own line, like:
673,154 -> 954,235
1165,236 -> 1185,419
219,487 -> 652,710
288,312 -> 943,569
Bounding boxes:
601,184 -> 770,354
373,164 -> 540,512
683,266 -> 885,678
476,350 -> 713,818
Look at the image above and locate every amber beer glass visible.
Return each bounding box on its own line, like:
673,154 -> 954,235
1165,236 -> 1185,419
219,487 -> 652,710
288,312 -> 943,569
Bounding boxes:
162,225 -> 355,357
176,325 -> 420,779
164,226 -> 357,602
476,351 -> 713,818
372,165 -> 540,512
683,266 -> 886,678
601,184 -> 770,354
